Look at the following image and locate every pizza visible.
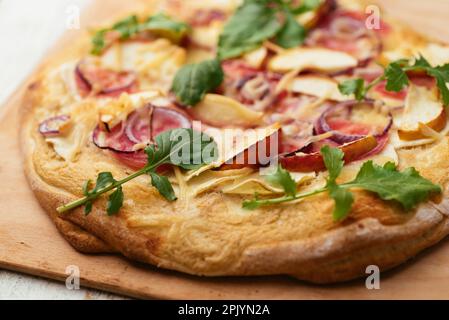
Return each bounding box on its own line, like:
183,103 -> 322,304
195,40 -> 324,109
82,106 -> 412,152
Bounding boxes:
21,0 -> 449,283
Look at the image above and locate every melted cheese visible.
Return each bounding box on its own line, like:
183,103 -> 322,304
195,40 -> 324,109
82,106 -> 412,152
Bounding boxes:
99,39 -> 186,93
45,102 -> 97,161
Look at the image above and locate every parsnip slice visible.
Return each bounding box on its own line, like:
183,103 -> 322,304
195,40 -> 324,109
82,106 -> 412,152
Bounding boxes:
289,75 -> 352,101
395,84 -> 446,141
268,47 -> 358,73
191,94 -> 263,127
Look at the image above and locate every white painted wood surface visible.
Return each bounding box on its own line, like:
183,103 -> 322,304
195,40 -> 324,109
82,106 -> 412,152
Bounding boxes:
0,0 -> 122,300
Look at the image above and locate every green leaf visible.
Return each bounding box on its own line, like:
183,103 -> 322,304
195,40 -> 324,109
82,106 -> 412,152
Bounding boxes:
275,12 -> 306,49
107,186 -> 124,215
112,15 -> 140,39
92,172 -> 116,193
217,1 -> 282,60
91,29 -> 108,55
265,165 -> 297,197
328,182 -> 354,221
84,201 -> 93,215
321,145 -> 344,183
338,78 -> 366,101
291,0 -> 321,14
242,199 -> 262,210
385,61 -> 409,92
171,59 -> 224,106
342,161 -> 441,210
426,63 -> 449,106
145,128 -> 218,170
141,14 -> 188,43
412,55 -> 432,69
90,14 -> 188,55
149,172 -> 177,201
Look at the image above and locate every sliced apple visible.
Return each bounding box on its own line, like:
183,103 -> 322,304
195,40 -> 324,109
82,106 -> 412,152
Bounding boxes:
190,94 -> 263,127
280,135 -> 378,172
394,84 -> 447,141
220,127 -> 282,170
268,47 -> 358,74
243,46 -> 268,69
289,75 -> 351,101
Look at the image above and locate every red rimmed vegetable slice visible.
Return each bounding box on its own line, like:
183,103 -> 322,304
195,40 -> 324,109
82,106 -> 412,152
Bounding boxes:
38,115 -> 71,137
306,9 -> 386,64
314,100 -> 392,144
75,60 -> 137,97
280,135 -> 378,172
93,105 -> 191,168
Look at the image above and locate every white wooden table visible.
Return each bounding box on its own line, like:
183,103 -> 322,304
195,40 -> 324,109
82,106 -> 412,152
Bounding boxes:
0,0 -> 122,300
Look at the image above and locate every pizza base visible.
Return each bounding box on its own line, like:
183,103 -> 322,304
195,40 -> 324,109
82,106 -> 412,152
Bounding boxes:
20,0 -> 449,283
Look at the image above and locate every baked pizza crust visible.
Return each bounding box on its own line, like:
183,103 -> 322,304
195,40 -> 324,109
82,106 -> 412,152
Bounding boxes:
20,0 -> 449,283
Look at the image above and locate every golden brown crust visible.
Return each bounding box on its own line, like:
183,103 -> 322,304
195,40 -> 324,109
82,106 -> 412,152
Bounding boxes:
20,0 -> 449,283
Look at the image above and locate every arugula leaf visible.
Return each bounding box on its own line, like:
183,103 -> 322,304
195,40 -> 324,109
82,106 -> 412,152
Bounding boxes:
385,61 -> 409,92
243,147 -> 441,221
91,14 -> 188,55
217,1 -> 282,60
328,182 -> 354,221
107,186 -> 124,215
112,15 -> 140,40
321,146 -> 354,220
57,129 -> 218,215
149,172 -> 177,201
92,172 -> 116,193
91,29 -> 108,55
171,59 -> 224,106
265,165 -> 297,197
342,161 -> 441,210
426,64 -> 449,106
275,12 -> 306,49
321,145 -> 344,182
82,180 -> 93,215
338,79 -> 366,101
141,14 -> 188,42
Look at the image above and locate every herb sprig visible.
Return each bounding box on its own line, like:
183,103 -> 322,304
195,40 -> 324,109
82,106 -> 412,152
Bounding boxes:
243,146 -> 441,220
339,56 -> 449,105
91,14 -> 188,55
57,128 -> 217,215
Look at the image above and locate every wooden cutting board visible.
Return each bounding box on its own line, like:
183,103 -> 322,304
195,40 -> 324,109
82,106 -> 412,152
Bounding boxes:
2,0 -> 449,300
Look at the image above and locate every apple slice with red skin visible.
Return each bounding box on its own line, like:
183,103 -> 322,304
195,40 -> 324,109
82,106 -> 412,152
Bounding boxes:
280,135 -> 378,172
220,128 -> 282,170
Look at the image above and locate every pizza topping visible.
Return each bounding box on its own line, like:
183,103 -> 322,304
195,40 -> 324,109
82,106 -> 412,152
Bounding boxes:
58,128 -> 218,215
315,100 -> 392,144
221,60 -> 282,111
188,94 -> 263,127
75,61 -> 137,97
394,84 -> 447,141
38,115 -> 71,137
217,0 -> 321,60
305,9 -> 383,63
219,127 -> 282,170
91,14 -> 188,55
289,75 -> 351,101
339,56 -> 449,105
171,59 -> 224,106
280,135 -> 378,172
268,47 -> 358,74
93,104 -> 191,155
189,9 -> 227,27
244,146 -> 441,222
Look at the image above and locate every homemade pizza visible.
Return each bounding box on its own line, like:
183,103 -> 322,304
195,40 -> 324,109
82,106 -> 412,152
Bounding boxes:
21,0 -> 449,283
